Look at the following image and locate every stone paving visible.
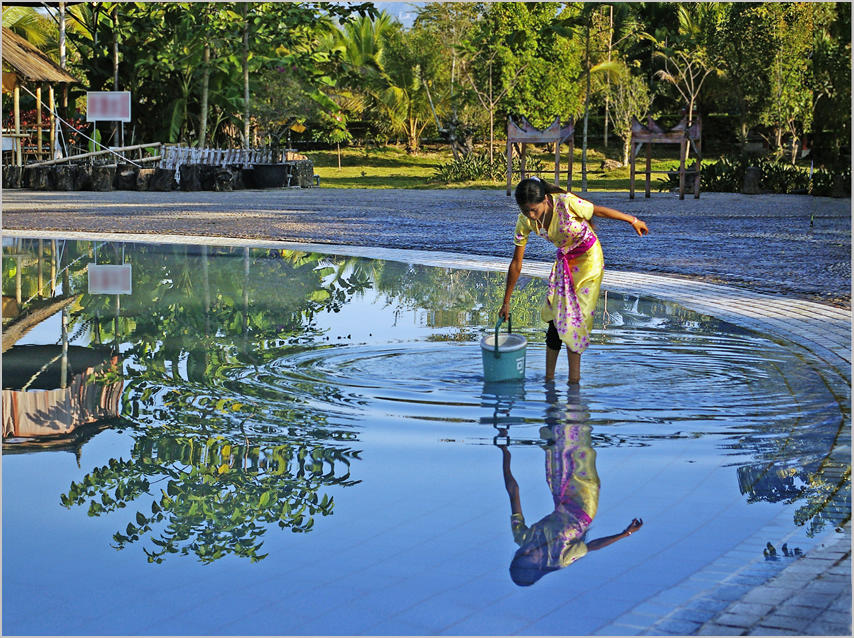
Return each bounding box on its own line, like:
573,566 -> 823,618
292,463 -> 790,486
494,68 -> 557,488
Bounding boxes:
2,188 -> 850,307
2,187 -> 851,636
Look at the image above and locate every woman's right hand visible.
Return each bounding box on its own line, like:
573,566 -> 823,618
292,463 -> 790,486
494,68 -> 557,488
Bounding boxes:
499,302 -> 510,321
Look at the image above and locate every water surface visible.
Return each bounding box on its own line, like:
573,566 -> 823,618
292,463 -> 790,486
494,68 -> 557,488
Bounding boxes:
2,238 -> 849,635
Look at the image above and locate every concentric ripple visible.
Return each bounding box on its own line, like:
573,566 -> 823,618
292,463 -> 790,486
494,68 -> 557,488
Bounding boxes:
231,324 -> 847,452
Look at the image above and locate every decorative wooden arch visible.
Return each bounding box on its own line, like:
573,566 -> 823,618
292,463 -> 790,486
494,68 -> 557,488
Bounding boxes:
506,116 -> 574,195
630,114 -> 702,199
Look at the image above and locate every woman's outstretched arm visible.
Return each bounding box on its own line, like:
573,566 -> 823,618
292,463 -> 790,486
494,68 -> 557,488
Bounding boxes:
592,205 -> 649,237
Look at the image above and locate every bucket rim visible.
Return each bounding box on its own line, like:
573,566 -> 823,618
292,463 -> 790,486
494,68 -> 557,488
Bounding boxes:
480,333 -> 527,353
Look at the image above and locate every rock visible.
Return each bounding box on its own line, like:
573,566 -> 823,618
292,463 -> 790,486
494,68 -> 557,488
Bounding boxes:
114,164 -> 139,190
3,166 -> 22,189
136,168 -> 155,191
290,159 -> 315,188
179,164 -> 202,191
212,167 -> 235,192
26,166 -> 52,190
71,166 -> 92,190
149,168 -> 177,191
600,159 -> 623,171
199,165 -> 218,190
91,166 -> 115,191
743,166 -> 761,194
51,166 -> 76,190
239,168 -> 255,189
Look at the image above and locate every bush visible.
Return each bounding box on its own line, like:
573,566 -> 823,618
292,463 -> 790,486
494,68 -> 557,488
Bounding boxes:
431,152 -> 544,183
669,153 -> 852,196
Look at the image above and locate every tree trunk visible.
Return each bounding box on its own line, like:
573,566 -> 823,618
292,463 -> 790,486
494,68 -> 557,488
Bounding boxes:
581,24 -> 591,192
59,2 -> 67,115
242,4 -> 250,149
488,64 -> 494,165
604,5 -> 613,149
112,7 -> 120,146
199,41 -> 210,148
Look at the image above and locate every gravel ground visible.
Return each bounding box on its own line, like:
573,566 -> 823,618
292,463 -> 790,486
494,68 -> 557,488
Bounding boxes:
2,188 -> 850,307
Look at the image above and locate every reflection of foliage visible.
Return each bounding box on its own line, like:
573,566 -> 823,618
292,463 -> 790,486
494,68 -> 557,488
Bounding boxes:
61,434 -> 360,563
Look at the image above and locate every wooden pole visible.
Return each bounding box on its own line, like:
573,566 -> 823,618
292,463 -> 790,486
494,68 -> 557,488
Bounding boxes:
520,143 -> 527,179
645,142 -> 652,198
629,139 -> 636,200
36,85 -> 43,160
506,134 -> 513,196
38,239 -> 44,298
678,136 -> 687,200
567,137 -> 574,192
554,136 -> 560,186
49,85 -> 56,160
14,84 -> 22,166
694,128 -> 702,199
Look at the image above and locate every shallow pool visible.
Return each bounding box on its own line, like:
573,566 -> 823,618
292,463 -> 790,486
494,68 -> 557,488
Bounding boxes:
2,238 -> 849,635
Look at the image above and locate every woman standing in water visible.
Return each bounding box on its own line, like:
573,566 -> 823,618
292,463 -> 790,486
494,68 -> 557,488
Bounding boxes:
499,177 -> 648,383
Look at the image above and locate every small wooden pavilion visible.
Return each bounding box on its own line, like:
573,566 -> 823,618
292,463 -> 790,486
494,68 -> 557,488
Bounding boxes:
629,114 -> 702,199
506,116 -> 575,195
2,26 -> 79,166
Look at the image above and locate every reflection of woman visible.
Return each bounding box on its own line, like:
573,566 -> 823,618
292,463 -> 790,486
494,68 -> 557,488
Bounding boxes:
497,388 -> 642,586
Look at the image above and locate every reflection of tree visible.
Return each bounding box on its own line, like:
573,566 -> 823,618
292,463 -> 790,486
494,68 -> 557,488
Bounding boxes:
61,433 -> 360,563
45,242 -> 377,564
371,261 -> 546,330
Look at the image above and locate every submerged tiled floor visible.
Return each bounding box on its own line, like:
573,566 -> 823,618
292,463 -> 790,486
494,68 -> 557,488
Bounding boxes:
2,231 -> 849,635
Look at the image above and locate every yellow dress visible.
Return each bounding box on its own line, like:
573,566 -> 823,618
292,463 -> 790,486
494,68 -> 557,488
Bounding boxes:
513,193 -> 604,353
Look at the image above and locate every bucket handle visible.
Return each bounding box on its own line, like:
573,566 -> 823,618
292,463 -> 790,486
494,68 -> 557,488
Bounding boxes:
493,314 -> 512,358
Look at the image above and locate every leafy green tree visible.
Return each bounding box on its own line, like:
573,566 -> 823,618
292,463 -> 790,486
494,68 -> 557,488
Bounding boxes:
759,2 -> 837,163
609,64 -> 652,165
465,2 -> 584,131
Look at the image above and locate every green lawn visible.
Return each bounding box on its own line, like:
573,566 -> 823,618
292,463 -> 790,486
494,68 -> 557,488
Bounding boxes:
308,143 -> 693,191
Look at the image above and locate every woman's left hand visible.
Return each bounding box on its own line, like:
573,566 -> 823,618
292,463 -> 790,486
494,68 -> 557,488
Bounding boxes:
623,518 -> 643,535
630,218 -> 649,237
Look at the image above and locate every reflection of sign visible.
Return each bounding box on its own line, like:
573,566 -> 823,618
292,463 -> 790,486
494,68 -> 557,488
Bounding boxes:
88,264 -> 132,294
86,91 -> 131,122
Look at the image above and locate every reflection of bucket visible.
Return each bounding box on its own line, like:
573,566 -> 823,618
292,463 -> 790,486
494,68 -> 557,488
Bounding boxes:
480,316 -> 527,382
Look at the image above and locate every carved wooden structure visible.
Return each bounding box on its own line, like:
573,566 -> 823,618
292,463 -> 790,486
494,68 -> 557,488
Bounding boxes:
506,116 -> 575,195
630,115 -> 702,199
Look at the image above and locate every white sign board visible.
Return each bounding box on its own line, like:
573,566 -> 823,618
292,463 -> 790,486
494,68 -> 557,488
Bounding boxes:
86,91 -> 131,122
88,264 -> 132,295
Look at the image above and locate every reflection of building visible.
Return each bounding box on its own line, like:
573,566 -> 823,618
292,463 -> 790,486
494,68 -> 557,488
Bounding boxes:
2,344 -> 122,441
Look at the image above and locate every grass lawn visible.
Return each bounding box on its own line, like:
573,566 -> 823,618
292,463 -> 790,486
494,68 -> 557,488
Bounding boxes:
308,143 -> 698,191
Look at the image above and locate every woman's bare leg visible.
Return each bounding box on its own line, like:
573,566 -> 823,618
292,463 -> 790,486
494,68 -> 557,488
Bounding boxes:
567,349 -> 581,384
545,346 -> 560,381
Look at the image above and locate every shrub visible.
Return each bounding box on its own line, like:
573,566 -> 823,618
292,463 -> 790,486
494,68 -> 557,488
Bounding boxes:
431,152 -> 544,183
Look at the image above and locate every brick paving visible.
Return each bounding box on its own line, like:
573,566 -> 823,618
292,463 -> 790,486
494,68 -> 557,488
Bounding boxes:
2,188 -> 850,307
2,187 -> 850,635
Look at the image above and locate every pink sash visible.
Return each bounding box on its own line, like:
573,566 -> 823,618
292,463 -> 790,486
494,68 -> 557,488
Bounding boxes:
553,234 -> 598,340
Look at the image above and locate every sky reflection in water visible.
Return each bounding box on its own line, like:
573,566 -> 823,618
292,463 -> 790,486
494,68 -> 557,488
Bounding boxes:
2,238 -> 849,635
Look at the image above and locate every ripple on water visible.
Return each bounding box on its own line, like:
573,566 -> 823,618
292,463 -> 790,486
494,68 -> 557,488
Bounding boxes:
231,325 -> 845,451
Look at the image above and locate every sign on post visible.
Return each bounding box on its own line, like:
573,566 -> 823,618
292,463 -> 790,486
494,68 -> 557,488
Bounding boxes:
86,91 -> 131,122
88,264 -> 132,295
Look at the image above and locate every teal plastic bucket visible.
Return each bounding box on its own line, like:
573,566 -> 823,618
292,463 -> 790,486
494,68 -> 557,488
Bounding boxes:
480,316 -> 527,382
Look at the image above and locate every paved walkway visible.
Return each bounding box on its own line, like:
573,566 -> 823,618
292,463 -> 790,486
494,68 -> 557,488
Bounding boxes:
2,189 -> 850,307
2,187 -> 850,635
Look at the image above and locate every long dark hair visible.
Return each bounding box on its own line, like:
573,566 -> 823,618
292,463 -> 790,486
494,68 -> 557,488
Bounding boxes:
514,178 -> 596,230
514,178 -> 566,209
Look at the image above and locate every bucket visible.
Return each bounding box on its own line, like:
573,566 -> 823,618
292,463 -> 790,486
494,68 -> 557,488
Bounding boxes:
480,315 -> 527,382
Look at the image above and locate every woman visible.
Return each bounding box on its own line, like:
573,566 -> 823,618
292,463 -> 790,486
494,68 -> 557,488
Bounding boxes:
499,177 -> 648,383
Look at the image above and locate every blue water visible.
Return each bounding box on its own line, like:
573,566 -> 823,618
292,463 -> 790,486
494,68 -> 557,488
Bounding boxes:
2,238 -> 849,635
